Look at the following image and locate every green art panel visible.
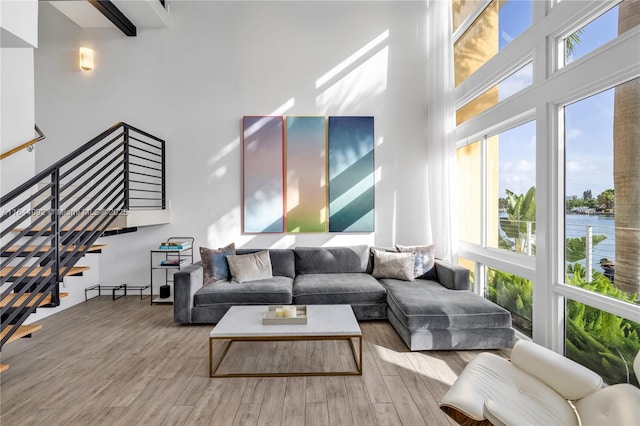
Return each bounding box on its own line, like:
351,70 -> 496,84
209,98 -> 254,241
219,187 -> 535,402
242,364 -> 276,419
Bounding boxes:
286,116 -> 327,233
328,116 -> 374,232
242,116 -> 284,233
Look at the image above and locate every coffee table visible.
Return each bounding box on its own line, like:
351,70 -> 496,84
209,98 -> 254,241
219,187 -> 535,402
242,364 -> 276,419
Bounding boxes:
209,304 -> 362,377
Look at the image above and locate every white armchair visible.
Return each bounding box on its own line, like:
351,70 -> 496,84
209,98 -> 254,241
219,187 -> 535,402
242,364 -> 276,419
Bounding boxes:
440,340 -> 640,426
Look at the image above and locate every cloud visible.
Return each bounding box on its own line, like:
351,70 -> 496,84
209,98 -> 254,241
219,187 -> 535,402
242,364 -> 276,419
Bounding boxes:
499,159 -> 535,195
565,128 -> 583,141
501,159 -> 535,173
566,160 -> 585,172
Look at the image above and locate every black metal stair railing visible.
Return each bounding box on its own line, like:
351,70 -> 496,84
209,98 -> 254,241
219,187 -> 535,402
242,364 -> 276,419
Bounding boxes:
0,122 -> 165,348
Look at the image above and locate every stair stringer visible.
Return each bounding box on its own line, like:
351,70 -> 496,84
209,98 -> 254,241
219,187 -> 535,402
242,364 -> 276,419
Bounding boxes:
23,250 -> 100,324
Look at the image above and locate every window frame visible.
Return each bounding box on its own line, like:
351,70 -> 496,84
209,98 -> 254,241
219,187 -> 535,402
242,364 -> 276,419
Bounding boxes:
452,0 -> 640,351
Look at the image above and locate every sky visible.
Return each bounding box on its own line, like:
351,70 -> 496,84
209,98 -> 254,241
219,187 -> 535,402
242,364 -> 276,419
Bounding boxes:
495,1 -> 619,199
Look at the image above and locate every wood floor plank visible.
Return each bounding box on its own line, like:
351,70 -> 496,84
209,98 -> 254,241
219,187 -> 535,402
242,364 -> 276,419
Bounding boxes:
281,377 -> 306,426
121,377 -> 190,425
397,352 -> 458,425
290,340 -> 308,372
175,376 -> 209,406
160,406 -> 195,426
240,377 -> 269,405
361,340 -> 393,404
306,339 -> 325,372
272,340 -> 294,373
383,375 -> 427,426
305,376 -> 327,403
372,402 -> 403,426
0,297 -> 511,426
185,377 -> 229,424
211,378 -> 249,426
109,376 -> 153,408
345,377 -> 379,426
305,402 -> 330,426
326,377 -> 354,426
366,325 -> 402,377
255,377 -> 286,425
232,403 -> 260,426
88,406 -> 128,426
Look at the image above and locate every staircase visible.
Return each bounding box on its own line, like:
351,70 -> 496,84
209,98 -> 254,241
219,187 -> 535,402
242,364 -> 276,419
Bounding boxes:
0,122 -> 167,371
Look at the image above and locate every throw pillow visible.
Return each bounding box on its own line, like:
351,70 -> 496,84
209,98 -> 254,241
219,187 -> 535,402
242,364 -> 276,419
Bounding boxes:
200,243 -> 235,285
226,250 -> 273,283
371,249 -> 416,281
396,244 -> 437,280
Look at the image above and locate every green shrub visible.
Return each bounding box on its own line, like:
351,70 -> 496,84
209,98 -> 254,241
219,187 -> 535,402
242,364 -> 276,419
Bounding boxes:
566,264 -> 640,385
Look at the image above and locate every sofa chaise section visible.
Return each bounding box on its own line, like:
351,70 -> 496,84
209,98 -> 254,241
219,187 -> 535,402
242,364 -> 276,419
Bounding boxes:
380,260 -> 515,350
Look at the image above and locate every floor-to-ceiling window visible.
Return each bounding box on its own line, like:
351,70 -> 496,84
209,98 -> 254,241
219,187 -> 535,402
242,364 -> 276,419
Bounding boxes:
452,0 -> 639,385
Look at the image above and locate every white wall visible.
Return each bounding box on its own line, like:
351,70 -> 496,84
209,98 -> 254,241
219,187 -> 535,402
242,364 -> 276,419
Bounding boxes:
0,48 -> 35,194
0,0 -> 38,48
1,0 -> 37,218
34,1 -> 431,290
1,0 -> 38,198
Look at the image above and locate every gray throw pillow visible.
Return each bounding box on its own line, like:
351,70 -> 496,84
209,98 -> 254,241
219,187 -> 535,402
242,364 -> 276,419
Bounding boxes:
200,242 -> 235,285
226,250 -> 273,283
372,249 -> 415,281
396,244 -> 436,280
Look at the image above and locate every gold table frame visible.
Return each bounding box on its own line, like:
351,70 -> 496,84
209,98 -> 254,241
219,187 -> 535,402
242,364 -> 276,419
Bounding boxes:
209,334 -> 363,378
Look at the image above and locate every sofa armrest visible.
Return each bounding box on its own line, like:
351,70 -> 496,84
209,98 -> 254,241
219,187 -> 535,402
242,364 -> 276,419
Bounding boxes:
173,261 -> 203,324
434,259 -> 470,290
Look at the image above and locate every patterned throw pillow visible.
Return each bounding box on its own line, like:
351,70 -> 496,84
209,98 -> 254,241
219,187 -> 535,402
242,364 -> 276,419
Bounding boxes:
200,242 -> 235,285
371,249 -> 416,281
396,244 -> 436,280
226,250 -> 273,283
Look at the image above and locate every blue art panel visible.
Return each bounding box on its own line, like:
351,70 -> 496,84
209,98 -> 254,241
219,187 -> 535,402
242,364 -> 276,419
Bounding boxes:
242,116 -> 284,233
327,116 -> 374,232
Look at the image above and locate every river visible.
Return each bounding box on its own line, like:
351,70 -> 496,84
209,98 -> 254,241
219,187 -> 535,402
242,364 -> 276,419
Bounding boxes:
565,213 -> 616,273
499,213 -> 617,274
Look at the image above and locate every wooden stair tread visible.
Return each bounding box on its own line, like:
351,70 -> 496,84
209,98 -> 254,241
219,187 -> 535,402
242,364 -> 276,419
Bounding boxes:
0,292 -> 69,308
0,266 -> 90,278
2,244 -> 107,255
0,324 -> 42,344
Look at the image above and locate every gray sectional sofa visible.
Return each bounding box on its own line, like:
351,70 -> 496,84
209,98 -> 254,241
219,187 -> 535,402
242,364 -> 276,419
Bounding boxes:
173,245 -> 515,351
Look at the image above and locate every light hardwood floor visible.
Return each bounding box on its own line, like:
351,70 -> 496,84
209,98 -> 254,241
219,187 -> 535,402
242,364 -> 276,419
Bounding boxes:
0,297 -> 509,425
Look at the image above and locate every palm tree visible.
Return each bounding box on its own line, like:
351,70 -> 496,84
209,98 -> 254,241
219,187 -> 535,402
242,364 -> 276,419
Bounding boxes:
613,0 -> 640,295
499,187 -> 536,254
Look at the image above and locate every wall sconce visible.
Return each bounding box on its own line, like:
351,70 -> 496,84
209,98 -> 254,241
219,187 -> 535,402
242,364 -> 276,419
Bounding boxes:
79,47 -> 94,71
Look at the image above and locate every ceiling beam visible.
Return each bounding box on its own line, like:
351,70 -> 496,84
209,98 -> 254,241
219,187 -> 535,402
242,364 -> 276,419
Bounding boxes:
88,0 -> 137,37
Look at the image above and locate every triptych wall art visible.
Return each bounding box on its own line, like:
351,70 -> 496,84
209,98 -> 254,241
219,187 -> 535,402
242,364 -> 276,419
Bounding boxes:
242,115 -> 374,234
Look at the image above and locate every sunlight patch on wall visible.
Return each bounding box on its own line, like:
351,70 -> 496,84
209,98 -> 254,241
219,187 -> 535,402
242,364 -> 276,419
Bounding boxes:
270,97 -> 296,116
316,30 -> 389,89
316,47 -> 389,115
207,137 -> 239,182
207,206 -> 255,248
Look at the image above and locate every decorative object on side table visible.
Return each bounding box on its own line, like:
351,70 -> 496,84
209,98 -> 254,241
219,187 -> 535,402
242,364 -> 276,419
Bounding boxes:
150,236 -> 194,304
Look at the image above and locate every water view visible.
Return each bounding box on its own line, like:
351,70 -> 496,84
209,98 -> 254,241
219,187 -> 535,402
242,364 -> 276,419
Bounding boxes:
565,213 -> 616,275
